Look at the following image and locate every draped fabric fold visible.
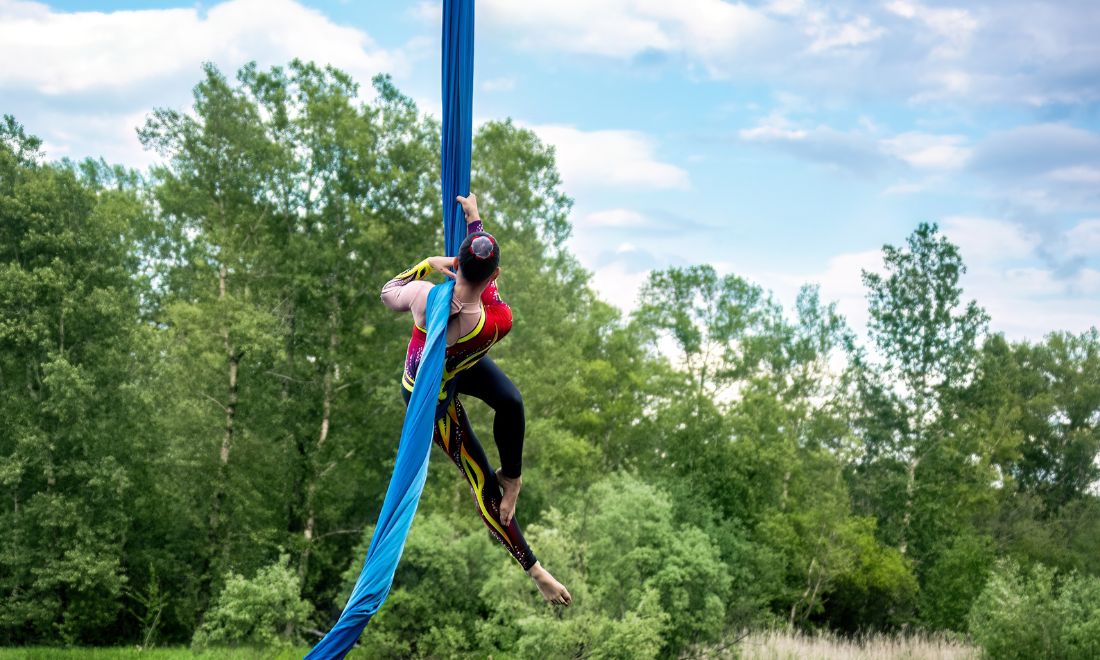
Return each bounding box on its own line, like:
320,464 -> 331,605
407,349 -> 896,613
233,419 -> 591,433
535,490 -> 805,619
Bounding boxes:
305,1 -> 474,658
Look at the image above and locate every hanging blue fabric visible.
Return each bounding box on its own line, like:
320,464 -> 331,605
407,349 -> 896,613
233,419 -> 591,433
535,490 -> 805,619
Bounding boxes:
442,0 -> 475,256
305,1 -> 474,658
305,280 -> 453,660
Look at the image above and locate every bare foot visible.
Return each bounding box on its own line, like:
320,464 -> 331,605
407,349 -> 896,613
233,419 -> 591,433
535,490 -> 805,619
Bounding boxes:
496,468 -> 522,527
527,562 -> 572,606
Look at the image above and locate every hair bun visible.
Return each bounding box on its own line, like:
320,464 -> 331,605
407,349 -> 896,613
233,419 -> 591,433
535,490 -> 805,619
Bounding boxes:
469,235 -> 496,260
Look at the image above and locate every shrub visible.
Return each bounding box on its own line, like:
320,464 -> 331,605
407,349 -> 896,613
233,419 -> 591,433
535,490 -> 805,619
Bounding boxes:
192,555 -> 312,648
968,559 -> 1100,659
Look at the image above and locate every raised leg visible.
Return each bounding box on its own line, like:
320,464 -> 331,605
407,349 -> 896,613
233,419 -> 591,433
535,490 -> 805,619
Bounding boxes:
431,395 -> 536,570
455,357 -> 525,479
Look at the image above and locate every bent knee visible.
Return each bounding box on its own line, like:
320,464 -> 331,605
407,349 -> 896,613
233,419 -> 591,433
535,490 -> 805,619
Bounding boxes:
499,385 -> 524,415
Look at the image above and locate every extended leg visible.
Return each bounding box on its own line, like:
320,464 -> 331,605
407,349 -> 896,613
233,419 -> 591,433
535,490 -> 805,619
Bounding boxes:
431,395 -> 536,570
438,398 -> 570,604
400,388 -> 569,603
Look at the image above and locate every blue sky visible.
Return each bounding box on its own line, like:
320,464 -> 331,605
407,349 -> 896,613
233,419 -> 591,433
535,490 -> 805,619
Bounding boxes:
3,0 -> 1099,339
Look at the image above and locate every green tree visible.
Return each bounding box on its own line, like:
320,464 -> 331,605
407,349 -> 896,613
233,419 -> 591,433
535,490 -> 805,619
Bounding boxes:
918,532 -> 995,631
981,331 -> 1100,511
138,62 -> 443,623
855,222 -> 989,562
0,117 -> 148,643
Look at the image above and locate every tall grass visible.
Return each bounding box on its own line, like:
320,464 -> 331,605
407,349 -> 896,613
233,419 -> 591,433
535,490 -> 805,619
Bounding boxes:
691,630 -> 978,659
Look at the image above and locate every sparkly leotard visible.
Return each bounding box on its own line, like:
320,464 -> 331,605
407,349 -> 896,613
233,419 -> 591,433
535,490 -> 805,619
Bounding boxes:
381,222 -> 535,570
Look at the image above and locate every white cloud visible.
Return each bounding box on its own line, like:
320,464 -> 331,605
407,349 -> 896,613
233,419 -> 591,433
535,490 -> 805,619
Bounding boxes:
740,115 -> 969,175
0,0 -> 402,94
958,262 -> 1100,339
526,123 -> 690,191
1002,267 -> 1065,297
1049,166 -> 1100,185
801,250 -> 885,332
588,260 -> 650,311
36,110 -> 157,168
766,0 -> 806,16
971,124 -> 1100,178
739,113 -> 808,141
1064,219 -> 1100,259
737,250 -> 884,335
740,237 -> 1098,343
1077,268 -> 1100,295
880,132 -> 971,170
410,1 -> 441,23
935,216 -> 1099,338
475,0 -> 1096,107
738,116 -> 887,176
581,209 -> 655,229
0,0 -> 407,168
968,124 -> 1100,215
805,12 -> 883,54
941,216 -> 1040,263
885,0 -> 977,60
480,0 -> 780,76
979,295 -> 1099,339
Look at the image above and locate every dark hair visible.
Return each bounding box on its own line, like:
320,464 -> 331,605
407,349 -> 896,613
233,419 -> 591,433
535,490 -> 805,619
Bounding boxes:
457,231 -> 501,284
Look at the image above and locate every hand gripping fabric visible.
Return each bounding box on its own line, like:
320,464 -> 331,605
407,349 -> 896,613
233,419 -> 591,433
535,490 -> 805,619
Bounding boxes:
305,1 -> 474,658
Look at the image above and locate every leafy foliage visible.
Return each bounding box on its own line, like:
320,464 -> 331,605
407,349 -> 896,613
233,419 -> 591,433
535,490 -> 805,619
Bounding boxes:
192,556 -> 312,648
968,560 -> 1100,660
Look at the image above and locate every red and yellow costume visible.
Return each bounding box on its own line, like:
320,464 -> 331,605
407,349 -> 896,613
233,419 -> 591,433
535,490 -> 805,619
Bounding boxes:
381,221 -> 536,570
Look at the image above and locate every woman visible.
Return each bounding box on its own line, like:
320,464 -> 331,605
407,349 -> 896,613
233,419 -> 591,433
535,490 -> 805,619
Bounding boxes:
381,193 -> 571,605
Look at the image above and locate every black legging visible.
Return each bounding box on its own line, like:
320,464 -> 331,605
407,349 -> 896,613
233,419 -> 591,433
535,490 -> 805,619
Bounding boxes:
401,379 -> 536,569
454,357 -> 525,479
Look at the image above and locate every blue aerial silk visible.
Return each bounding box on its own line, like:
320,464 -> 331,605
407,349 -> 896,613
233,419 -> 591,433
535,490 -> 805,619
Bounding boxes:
441,0 -> 475,256
305,1 -> 474,658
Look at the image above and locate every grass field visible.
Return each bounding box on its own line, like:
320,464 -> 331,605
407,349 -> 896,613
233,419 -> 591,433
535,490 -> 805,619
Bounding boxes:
2,633 -> 981,660
0,650 -> 312,660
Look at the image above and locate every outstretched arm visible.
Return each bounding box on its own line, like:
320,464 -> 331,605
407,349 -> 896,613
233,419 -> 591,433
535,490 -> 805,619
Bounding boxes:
381,256 -> 456,327
456,193 -> 505,302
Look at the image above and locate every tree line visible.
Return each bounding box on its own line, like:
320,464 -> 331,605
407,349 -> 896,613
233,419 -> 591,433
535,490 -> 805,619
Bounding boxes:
2,62 -> 1098,658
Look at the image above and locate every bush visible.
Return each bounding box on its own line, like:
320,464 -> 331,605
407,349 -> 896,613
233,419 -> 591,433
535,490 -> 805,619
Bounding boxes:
968,559 -> 1100,659
192,555 -> 312,648
1054,573 -> 1100,659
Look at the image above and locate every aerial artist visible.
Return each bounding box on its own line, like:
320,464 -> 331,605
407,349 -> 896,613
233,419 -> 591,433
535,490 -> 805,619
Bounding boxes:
380,192 -> 572,605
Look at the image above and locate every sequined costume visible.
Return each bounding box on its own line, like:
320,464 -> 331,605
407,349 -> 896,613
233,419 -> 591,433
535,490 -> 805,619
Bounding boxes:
381,222 -> 536,570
